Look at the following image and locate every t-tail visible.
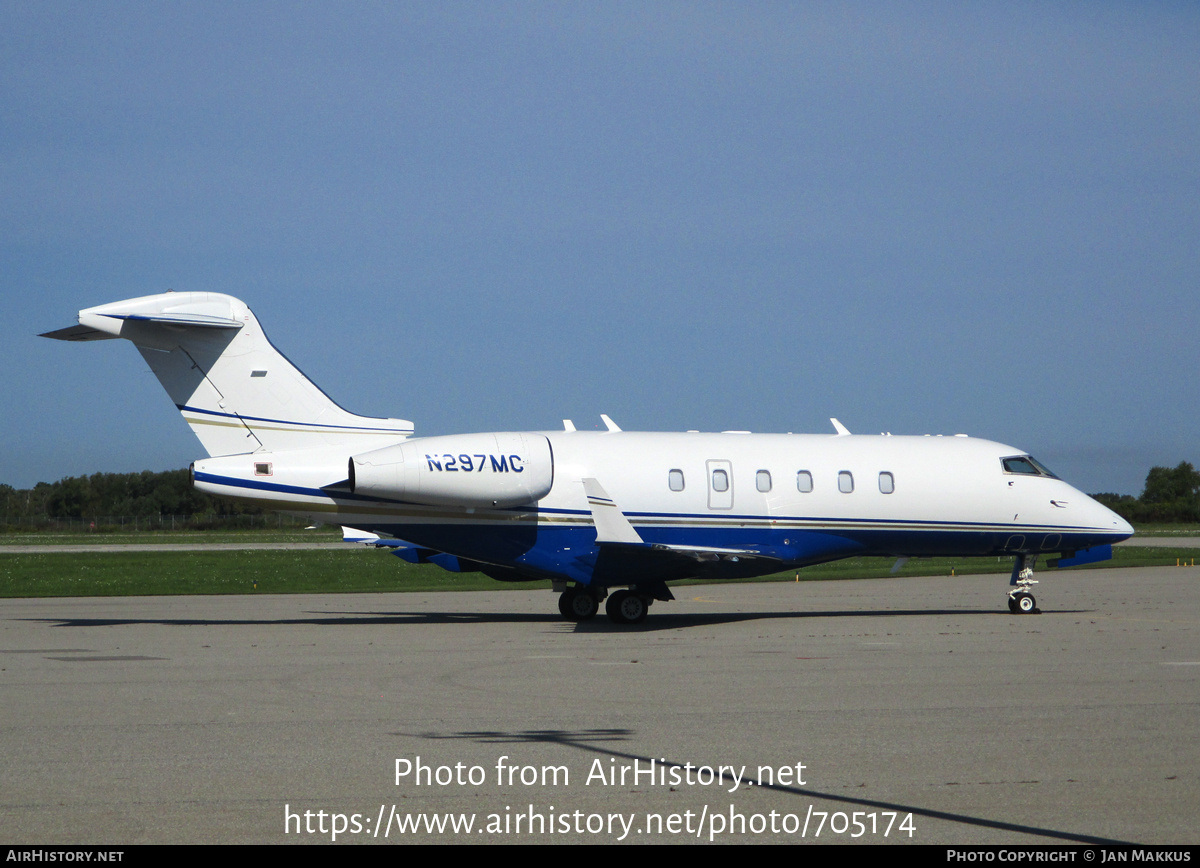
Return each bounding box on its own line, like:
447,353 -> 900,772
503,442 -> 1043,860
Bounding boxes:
41,292 -> 413,457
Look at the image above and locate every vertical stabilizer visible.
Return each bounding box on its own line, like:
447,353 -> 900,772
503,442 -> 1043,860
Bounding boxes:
43,292 -> 413,457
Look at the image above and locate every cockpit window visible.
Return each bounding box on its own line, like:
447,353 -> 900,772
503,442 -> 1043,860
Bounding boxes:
1001,455 -> 1058,478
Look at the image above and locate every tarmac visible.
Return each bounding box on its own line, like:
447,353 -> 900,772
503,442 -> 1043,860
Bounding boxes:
0,565 -> 1196,845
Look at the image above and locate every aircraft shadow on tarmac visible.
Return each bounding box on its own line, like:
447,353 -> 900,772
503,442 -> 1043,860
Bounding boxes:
405,727 -> 1133,845
23,607 -> 1090,631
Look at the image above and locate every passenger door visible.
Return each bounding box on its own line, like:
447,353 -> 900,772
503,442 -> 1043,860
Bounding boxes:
707,459 -> 734,510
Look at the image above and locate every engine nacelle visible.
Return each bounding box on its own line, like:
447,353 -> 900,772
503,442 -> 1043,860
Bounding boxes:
350,432 -> 553,508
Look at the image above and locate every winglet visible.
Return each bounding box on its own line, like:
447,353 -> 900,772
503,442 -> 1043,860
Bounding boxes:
582,478 -> 643,544
830,418 -> 851,436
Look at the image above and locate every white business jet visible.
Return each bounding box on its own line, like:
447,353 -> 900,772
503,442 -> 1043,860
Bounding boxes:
44,292 -> 1133,623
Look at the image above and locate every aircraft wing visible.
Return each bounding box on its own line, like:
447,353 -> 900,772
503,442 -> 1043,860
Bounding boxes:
646,542 -> 773,562
582,477 -> 778,563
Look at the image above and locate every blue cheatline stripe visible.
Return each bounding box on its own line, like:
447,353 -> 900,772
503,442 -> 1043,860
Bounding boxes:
192,471 -> 389,503
535,503 -> 1111,533
192,472 -> 1120,537
177,404 -> 412,433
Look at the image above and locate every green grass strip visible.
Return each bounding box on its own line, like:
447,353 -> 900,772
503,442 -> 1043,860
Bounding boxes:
0,545 -> 1193,598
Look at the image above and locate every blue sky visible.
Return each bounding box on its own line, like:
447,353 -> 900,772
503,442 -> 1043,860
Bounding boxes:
4,2 -> 1198,495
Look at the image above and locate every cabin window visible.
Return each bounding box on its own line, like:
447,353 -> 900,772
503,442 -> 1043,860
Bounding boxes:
879,471 -> 895,494
838,471 -> 854,493
756,470 -> 772,492
712,469 -> 729,492
668,469 -> 685,492
796,470 -> 813,493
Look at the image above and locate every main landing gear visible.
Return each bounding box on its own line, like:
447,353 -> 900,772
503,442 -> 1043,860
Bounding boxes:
605,589 -> 652,624
557,585 -> 656,624
557,586 -> 600,621
1007,554 -> 1040,614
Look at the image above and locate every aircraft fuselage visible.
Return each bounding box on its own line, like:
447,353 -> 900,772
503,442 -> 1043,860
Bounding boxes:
192,429 -> 1131,587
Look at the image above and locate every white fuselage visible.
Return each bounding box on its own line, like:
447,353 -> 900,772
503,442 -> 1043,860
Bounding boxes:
192,429 -> 1132,586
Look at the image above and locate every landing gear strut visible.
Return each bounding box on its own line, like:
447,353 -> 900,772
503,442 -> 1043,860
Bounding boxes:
1007,554 -> 1040,614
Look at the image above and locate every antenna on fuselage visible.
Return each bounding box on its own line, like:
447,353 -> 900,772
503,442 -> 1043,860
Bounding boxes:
830,418 -> 851,436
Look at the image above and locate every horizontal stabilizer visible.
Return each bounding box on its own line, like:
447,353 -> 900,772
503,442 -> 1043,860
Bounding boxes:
104,311 -> 243,329
40,325 -> 117,342
45,292 -> 414,456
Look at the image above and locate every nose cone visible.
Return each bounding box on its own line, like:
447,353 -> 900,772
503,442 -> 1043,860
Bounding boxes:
1110,510 -> 1135,540
1084,493 -> 1134,542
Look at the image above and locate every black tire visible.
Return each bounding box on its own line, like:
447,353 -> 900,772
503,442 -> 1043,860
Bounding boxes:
559,588 -> 598,621
606,589 -> 648,624
1012,592 -> 1036,614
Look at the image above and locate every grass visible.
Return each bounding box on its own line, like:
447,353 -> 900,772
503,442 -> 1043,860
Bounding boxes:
0,548 -> 494,597
0,544 -> 1193,599
0,527 -> 344,546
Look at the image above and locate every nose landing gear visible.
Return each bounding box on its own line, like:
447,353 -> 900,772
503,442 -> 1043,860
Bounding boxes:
1007,554 -> 1041,614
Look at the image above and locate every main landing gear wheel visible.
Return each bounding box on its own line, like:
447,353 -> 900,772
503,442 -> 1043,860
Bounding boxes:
605,589 -> 650,624
558,587 -> 598,621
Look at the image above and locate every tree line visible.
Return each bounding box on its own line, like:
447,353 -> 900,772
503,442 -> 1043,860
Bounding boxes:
0,469 -> 265,521
1091,462 -> 1200,524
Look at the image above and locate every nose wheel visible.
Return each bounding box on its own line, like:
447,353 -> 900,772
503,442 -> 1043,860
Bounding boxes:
1007,554 -> 1041,614
1008,592 -> 1037,614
